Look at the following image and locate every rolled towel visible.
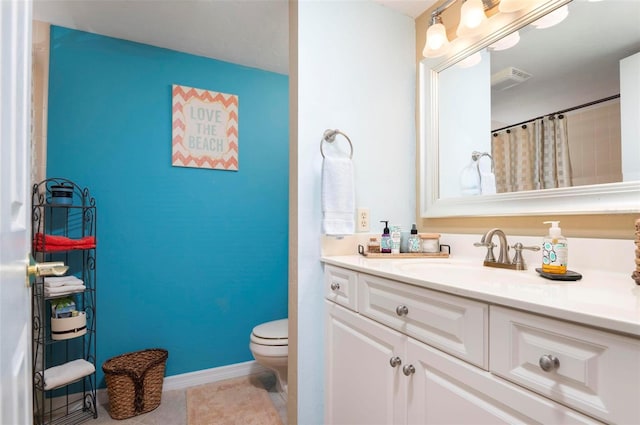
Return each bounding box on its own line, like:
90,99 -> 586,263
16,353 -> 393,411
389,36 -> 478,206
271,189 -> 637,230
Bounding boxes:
43,359 -> 95,390
44,276 -> 84,287
321,156 -> 355,236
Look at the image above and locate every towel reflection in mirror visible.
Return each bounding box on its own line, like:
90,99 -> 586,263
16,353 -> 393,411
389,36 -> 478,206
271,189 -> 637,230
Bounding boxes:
460,151 -> 496,196
491,115 -> 572,193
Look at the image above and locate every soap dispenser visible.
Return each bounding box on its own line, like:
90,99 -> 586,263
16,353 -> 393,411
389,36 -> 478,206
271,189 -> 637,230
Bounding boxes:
408,224 -> 421,253
380,221 -> 392,253
542,221 -> 568,274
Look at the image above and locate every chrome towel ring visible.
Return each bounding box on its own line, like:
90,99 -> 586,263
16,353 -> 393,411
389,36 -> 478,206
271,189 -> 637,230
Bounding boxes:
320,129 -> 353,159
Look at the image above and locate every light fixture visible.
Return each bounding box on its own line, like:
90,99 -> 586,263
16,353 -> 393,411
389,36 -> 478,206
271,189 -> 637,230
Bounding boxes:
488,30 -> 520,51
423,0 -> 540,59
423,13 -> 451,58
531,5 -> 568,29
498,0 -> 528,13
456,0 -> 488,38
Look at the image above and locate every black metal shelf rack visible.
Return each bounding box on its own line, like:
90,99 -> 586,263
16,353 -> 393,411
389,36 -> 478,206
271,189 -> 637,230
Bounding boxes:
31,178 -> 97,425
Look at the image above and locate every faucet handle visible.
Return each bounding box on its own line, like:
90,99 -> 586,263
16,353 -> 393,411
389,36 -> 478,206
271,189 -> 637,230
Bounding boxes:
510,242 -> 541,270
474,241 -> 496,262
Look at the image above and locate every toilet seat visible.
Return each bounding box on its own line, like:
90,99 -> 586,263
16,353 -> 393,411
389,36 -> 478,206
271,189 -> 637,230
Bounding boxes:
251,319 -> 288,346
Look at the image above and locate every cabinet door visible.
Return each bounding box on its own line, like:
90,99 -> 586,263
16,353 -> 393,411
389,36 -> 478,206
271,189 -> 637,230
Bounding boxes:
406,339 -> 603,425
325,301 -> 406,425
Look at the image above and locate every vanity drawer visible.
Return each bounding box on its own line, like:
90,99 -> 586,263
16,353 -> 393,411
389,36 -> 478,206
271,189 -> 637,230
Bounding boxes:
357,273 -> 488,369
324,265 -> 358,311
490,306 -> 640,424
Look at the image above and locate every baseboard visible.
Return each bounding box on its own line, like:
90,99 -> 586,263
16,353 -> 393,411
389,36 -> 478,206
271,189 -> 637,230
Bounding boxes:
96,360 -> 268,404
162,360 -> 269,391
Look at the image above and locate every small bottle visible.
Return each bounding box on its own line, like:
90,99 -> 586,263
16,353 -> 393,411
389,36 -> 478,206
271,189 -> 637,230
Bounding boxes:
390,225 -> 402,254
367,237 -> 380,254
408,224 -> 421,253
380,221 -> 392,253
542,221 -> 568,274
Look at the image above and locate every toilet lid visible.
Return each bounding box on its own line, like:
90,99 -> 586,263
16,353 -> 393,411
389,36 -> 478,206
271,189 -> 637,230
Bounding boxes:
252,318 -> 288,340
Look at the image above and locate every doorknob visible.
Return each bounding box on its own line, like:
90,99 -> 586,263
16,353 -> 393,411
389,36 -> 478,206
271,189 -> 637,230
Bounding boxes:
26,254 -> 69,287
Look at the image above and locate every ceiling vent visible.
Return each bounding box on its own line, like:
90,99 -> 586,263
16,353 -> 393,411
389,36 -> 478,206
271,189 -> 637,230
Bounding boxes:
491,66 -> 532,91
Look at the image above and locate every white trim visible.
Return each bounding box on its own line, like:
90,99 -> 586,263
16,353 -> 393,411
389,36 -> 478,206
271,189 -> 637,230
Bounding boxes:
97,360 -> 268,404
162,360 -> 268,391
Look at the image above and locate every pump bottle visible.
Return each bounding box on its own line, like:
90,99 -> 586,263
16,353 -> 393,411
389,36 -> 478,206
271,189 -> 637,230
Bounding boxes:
408,224 -> 421,253
542,221 -> 568,274
380,221 -> 392,253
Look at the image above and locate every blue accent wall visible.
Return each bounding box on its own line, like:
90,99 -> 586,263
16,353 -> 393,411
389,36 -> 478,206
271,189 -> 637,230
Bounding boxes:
46,26 -> 289,387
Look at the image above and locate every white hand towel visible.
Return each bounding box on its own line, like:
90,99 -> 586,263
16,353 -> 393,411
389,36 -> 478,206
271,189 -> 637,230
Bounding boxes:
43,359 -> 95,390
45,285 -> 86,296
44,276 -> 84,287
322,156 -> 355,236
480,172 -> 497,195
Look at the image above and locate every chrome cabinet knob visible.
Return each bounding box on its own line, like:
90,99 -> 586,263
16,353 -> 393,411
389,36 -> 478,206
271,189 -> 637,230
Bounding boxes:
402,364 -> 415,376
389,356 -> 402,368
395,305 -> 409,316
539,354 -> 560,372
330,282 -> 340,291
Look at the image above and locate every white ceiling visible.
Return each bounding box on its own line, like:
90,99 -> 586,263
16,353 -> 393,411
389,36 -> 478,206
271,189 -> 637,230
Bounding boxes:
32,0 -> 434,76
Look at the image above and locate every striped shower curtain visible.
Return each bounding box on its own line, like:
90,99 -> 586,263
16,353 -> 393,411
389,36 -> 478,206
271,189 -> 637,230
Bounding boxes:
491,115 -> 572,193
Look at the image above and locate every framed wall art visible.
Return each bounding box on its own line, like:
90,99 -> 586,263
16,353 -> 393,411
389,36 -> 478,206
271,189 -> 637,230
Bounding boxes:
172,84 -> 239,170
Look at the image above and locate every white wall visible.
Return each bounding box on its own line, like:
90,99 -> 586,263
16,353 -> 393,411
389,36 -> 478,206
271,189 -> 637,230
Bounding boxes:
620,52 -> 640,182
296,1 -> 416,422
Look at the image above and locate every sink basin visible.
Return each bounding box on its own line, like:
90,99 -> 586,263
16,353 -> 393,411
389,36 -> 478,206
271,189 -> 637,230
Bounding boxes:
393,259 -> 478,274
391,258 -> 542,286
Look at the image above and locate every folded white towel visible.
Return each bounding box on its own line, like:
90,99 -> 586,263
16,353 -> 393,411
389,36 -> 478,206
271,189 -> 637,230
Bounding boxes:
480,172 -> 497,195
43,359 -> 95,390
322,156 -> 355,236
44,276 -> 84,287
45,285 -> 86,296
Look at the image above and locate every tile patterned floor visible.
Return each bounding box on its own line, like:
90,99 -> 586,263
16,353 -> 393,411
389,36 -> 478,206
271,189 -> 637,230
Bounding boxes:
91,372 -> 287,425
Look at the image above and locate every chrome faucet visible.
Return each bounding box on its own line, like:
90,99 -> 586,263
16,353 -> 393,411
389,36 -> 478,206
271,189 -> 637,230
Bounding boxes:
474,228 -> 540,270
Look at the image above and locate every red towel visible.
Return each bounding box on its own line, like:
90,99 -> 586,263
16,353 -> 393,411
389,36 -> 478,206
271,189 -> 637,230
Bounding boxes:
34,233 -> 96,251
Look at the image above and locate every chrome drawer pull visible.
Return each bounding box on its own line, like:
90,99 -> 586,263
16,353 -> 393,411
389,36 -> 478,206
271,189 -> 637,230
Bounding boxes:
395,305 -> 409,316
402,364 -> 415,376
389,356 -> 402,368
539,354 -> 560,372
330,282 -> 340,291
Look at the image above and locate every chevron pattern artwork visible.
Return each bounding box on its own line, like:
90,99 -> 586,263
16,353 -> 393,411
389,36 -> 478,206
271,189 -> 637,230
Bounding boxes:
172,84 -> 239,170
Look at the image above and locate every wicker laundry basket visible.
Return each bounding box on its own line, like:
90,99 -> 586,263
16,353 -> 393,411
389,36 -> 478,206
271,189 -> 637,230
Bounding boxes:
102,348 -> 168,420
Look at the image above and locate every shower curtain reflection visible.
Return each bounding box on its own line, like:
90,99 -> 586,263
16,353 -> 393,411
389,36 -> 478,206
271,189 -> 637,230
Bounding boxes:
492,115 -> 572,193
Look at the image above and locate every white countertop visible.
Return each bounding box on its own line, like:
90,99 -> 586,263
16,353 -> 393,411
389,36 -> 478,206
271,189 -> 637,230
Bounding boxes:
321,254 -> 640,338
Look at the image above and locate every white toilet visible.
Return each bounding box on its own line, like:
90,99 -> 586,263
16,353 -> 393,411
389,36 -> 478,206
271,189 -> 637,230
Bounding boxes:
249,318 -> 288,394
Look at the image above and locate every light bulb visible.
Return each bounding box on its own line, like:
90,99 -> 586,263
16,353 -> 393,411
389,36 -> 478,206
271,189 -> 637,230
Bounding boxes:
457,0 -> 487,38
423,23 -> 451,58
427,23 -> 448,50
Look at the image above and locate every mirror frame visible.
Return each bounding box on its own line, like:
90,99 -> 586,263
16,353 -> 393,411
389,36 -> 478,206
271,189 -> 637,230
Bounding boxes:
419,0 -> 640,218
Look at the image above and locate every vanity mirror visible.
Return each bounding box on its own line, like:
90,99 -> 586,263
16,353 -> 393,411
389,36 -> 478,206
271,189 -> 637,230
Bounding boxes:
420,0 -> 640,217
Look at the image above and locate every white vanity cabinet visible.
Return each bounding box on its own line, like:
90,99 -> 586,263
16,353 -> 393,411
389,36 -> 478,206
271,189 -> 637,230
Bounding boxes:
324,265 -> 611,425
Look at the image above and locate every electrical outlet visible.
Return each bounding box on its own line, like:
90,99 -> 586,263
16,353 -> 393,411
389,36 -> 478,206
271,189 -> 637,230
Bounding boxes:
357,208 -> 369,232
